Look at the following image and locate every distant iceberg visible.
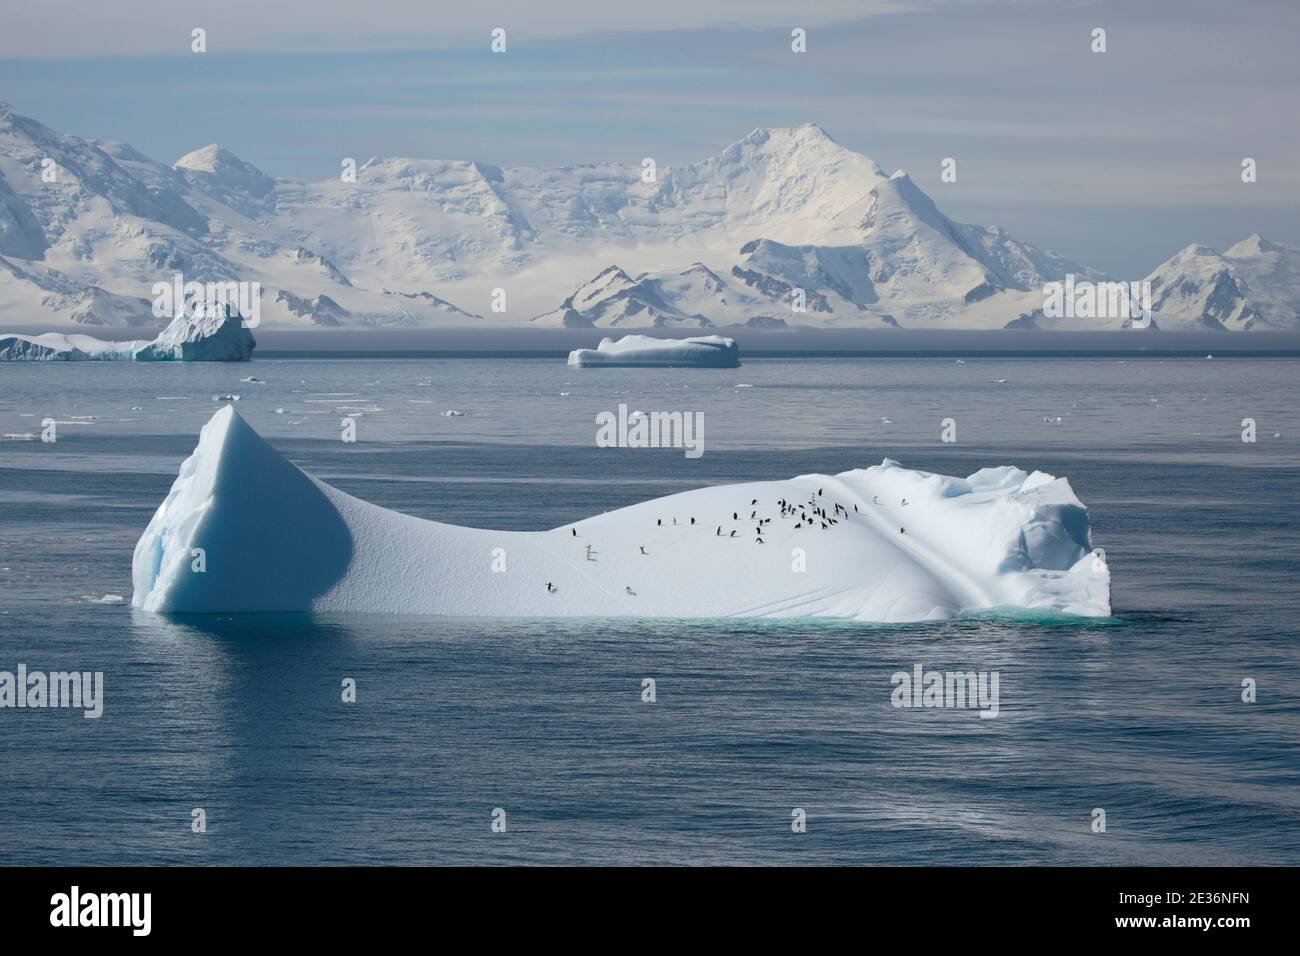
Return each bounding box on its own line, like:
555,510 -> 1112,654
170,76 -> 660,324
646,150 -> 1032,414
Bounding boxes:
132,407 -> 1110,621
567,334 -> 741,368
0,309 -> 255,362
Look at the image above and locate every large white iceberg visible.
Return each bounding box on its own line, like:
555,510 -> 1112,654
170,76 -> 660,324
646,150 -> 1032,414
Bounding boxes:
0,309 -> 254,361
132,407 -> 1110,621
567,334 -> 741,368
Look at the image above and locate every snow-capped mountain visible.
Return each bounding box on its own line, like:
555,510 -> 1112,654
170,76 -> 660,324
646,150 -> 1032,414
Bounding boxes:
1145,235 -> 1300,331
2,101 -> 1289,332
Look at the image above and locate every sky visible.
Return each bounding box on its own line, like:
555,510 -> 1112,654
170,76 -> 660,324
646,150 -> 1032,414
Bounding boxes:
2,0 -> 1297,277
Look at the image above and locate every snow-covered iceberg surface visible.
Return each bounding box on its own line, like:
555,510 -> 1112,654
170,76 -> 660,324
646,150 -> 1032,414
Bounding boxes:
567,334 -> 741,368
132,407 -> 1110,621
0,310 -> 254,361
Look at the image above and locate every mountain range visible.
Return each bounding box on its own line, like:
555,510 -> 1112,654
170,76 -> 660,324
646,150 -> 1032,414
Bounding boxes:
1,102 -> 1296,332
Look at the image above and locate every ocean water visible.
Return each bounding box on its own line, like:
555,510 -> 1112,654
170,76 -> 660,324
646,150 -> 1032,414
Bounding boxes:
0,355 -> 1297,865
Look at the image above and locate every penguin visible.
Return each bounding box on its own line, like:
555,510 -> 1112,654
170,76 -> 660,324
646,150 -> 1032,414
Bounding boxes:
625,586 -> 635,595
690,517 -> 695,525
640,546 -> 647,555
756,537 -> 763,544
657,519 -> 662,526
571,528 -> 577,536
715,526 -> 721,536
546,582 -> 555,592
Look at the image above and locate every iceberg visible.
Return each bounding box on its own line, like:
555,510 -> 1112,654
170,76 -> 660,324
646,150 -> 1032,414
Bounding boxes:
0,309 -> 254,362
132,407 -> 1110,621
567,334 -> 741,368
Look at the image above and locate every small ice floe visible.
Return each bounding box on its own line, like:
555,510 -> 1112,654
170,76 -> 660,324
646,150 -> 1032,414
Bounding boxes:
84,594 -> 126,605
213,394 -> 240,401
3,433 -> 36,441
1206,354 -> 1214,360
274,408 -> 286,415
442,409 -> 466,417
1042,416 -> 1063,424
993,379 -> 1008,384
240,376 -> 265,384
734,383 -> 753,388
568,334 -> 739,368
880,417 -> 894,424
954,359 -> 966,364
131,406 -> 143,411
560,392 -> 571,397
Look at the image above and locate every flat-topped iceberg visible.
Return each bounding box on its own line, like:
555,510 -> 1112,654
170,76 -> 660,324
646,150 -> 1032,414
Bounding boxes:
132,407 -> 1110,621
0,309 -> 255,362
567,334 -> 740,368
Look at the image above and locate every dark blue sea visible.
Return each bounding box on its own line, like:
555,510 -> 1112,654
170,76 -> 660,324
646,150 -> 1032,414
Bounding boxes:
1,356 -> 1297,864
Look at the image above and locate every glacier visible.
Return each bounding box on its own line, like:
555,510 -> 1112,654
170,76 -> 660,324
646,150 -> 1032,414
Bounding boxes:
0,105 -> 1104,331
131,407 -> 1111,621
0,308 -> 254,361
567,334 -> 741,368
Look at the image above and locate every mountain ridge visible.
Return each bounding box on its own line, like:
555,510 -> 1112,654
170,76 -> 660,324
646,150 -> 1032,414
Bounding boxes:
0,102 -> 1294,332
